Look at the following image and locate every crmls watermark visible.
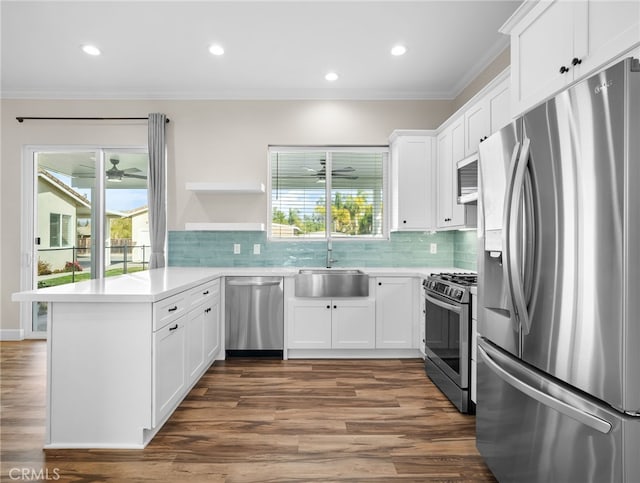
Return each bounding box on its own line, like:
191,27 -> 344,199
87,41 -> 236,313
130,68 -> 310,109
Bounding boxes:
8,467 -> 61,481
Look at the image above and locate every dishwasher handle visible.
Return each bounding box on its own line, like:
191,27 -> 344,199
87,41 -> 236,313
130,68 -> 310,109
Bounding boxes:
226,280 -> 282,287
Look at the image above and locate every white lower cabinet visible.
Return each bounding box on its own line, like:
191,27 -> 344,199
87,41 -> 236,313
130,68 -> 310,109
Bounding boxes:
331,299 -> 375,349
153,278 -> 221,427
375,277 -> 416,349
287,298 -> 332,348
287,297 -> 375,349
153,315 -> 187,427
204,287 -> 221,362
186,307 -> 206,383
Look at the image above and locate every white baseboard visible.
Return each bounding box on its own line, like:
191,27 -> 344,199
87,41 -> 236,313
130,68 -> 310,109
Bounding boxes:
0,329 -> 25,341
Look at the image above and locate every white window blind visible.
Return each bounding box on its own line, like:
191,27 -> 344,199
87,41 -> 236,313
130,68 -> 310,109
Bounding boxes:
270,147 -> 387,239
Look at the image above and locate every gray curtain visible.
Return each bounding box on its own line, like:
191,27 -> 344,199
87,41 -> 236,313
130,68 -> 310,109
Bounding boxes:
148,113 -> 167,269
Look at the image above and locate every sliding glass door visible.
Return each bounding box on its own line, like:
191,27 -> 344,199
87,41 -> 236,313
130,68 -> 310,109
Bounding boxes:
25,147 -> 148,337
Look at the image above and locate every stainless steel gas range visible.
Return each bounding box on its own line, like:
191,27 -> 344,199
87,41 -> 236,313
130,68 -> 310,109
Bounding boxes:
423,272 -> 477,414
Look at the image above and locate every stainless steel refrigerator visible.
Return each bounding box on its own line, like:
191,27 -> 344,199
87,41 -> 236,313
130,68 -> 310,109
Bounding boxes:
476,57 -> 640,482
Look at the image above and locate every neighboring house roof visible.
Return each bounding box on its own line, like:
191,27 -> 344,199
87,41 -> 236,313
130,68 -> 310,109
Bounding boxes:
38,169 -> 127,219
38,169 -> 91,210
124,205 -> 148,218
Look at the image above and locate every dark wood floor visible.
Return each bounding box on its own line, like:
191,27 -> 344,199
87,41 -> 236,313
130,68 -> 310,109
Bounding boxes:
1,340 -> 496,482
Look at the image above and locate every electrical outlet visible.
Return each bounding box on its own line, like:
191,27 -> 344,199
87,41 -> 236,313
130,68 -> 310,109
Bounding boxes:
253,244 -> 261,255
430,243 -> 437,254
233,243 -> 241,254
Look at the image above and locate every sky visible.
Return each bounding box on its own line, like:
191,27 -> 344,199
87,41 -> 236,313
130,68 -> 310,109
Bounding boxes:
52,172 -> 148,213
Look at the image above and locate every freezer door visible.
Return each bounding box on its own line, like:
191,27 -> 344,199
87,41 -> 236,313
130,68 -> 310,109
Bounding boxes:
519,59 -> 634,410
477,338 -> 639,483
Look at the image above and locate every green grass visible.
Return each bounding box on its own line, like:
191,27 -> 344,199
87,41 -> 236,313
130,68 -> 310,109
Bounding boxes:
38,266 -> 146,288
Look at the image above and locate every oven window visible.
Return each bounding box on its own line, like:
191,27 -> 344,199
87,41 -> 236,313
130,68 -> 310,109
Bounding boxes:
425,299 -> 460,373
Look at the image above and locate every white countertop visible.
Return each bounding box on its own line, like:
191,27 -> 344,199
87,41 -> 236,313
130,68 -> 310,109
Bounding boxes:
12,266 -> 472,303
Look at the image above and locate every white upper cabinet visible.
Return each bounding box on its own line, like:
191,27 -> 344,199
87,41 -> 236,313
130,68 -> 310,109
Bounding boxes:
437,118 -> 476,229
504,0 -> 640,116
487,79 -> 512,135
389,130 -> 436,231
434,71 -> 509,230
464,102 -> 489,157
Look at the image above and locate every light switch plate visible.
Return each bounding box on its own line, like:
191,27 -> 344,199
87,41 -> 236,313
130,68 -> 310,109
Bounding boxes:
233,243 -> 241,254
253,244 -> 261,255
430,243 -> 437,254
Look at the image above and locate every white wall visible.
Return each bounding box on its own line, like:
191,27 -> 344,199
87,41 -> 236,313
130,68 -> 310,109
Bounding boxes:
0,98 -> 453,331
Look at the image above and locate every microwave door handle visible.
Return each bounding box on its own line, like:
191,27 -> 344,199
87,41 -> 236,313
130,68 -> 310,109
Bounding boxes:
425,293 -> 462,314
507,137 -> 532,335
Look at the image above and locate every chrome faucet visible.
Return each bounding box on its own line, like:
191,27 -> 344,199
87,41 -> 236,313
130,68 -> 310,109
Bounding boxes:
326,239 -> 337,268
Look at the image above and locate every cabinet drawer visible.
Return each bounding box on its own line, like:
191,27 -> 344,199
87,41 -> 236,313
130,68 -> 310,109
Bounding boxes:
189,279 -> 220,308
153,293 -> 188,331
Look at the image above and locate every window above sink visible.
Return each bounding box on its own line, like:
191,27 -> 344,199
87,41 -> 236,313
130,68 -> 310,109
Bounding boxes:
268,146 -> 389,241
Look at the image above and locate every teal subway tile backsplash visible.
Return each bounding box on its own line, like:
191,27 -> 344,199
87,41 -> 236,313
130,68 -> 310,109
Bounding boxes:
453,230 -> 478,271
168,230 -> 475,269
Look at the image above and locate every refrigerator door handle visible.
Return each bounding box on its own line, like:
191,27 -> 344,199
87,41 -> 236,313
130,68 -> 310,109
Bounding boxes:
501,141 -> 521,322
478,342 -> 612,434
506,137 -> 532,335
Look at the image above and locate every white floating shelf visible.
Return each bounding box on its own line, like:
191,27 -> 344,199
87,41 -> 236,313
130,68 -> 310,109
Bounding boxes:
185,223 -> 265,231
185,182 -> 265,194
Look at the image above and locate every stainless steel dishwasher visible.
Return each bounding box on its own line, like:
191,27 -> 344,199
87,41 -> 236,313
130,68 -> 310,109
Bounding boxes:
225,276 -> 284,356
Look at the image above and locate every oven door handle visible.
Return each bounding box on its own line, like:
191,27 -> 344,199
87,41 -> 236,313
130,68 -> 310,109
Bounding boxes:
425,293 -> 462,314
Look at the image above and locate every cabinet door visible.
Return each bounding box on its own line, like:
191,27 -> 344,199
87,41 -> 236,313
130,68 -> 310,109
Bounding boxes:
396,136 -> 435,230
510,0 -> 575,115
204,295 -> 221,362
153,316 -> 187,427
464,101 -> 489,156
575,0 -> 640,79
449,118 -> 467,226
375,278 -> 415,349
436,129 -> 453,228
331,299 -> 375,349
186,306 -> 206,384
487,80 -> 511,134
287,299 -> 332,349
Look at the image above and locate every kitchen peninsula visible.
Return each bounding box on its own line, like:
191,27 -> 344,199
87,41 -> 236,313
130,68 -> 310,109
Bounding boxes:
13,266 -> 460,449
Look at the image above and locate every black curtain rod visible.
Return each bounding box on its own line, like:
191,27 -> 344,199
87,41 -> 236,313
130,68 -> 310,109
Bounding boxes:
16,116 -> 170,123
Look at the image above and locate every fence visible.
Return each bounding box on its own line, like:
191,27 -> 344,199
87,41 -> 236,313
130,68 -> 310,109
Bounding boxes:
38,244 -> 151,285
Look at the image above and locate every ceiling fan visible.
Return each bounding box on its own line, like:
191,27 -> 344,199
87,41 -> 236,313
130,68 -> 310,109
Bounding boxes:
305,160 -> 358,180
106,158 -> 147,182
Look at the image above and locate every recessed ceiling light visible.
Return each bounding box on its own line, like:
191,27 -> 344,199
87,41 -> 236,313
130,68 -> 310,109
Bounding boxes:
391,45 -> 407,56
325,72 -> 339,82
209,44 -> 225,56
82,44 -> 101,56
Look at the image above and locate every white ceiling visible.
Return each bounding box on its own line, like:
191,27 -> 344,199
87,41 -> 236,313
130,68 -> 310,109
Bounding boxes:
1,0 -> 521,100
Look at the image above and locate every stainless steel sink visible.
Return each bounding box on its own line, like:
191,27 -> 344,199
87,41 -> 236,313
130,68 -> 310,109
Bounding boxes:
295,269 -> 369,297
